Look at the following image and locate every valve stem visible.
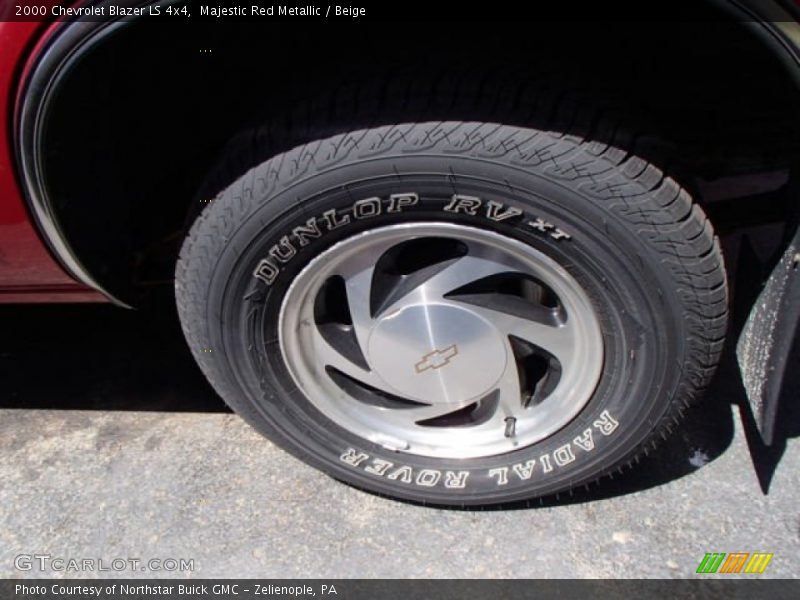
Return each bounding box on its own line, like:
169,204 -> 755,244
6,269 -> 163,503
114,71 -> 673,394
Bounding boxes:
504,417 -> 517,438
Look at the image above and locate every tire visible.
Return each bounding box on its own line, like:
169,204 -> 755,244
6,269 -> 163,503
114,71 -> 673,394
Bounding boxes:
175,121 -> 728,506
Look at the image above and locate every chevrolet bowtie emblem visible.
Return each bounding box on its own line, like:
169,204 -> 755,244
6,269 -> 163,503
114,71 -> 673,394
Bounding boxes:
415,344 -> 459,373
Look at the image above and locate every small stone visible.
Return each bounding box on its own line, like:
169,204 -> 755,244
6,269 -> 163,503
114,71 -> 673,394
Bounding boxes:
612,531 -> 632,544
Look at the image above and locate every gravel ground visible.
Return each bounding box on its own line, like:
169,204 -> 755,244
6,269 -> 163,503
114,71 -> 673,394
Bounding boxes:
0,304 -> 797,579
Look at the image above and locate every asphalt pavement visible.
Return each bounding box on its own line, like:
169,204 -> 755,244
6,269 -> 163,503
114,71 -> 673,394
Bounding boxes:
0,303 -> 797,578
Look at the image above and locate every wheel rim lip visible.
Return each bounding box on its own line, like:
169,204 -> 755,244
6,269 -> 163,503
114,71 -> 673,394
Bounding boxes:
278,222 -> 605,459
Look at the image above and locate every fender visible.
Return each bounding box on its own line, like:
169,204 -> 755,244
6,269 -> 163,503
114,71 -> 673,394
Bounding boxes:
14,19 -> 129,306
0,18 -> 106,302
13,0 -> 159,307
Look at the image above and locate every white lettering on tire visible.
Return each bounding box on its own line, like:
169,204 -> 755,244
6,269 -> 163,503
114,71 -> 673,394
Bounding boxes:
386,465 -> 413,483
339,448 -> 369,467
444,471 -> 470,489
387,193 -> 419,212
416,469 -> 441,487
593,410 -> 620,436
364,458 -> 393,476
338,411 -> 621,489
485,200 -> 523,222
553,444 -> 576,467
353,197 -> 382,219
252,193 -> 572,287
539,453 -> 554,474
488,467 -> 509,485
291,217 -> 323,247
511,460 -> 536,481
573,429 -> 595,452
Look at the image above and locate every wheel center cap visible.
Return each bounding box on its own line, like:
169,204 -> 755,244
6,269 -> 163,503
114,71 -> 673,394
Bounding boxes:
367,303 -> 507,405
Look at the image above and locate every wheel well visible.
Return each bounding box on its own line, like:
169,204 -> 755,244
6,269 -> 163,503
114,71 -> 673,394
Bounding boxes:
26,13 -> 800,304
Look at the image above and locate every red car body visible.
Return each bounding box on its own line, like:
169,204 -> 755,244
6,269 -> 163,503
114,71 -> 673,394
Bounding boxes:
0,19 -> 104,302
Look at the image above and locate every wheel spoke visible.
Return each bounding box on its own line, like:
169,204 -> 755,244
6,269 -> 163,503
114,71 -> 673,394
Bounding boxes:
336,254 -> 378,356
310,324 -> 384,389
462,304 -> 575,366
495,357 -> 524,417
441,363 -> 522,437
376,402 -> 474,428
383,253 -> 523,313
